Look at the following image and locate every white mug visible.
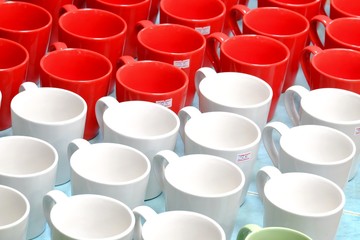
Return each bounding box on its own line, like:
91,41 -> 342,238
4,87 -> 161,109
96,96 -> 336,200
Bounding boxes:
257,166 -> 345,240
68,138 -> 151,209
132,205 -> 226,240
263,121 -> 355,189
11,82 -> 87,185
96,97 -> 180,199
0,136 -> 58,239
284,85 -> 360,180
178,106 -> 261,205
0,185 -> 30,240
153,150 -> 245,240
195,67 -> 273,130
43,190 -> 135,240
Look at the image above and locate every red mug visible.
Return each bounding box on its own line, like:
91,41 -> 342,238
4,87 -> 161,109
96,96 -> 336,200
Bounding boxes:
85,0 -> 151,57
309,15 -> 360,51
0,38 -> 29,130
136,20 -> 206,106
116,56 -> 189,113
206,33 -> 290,121
328,0 -> 360,19
0,1 -> 52,83
58,4 -> 127,94
12,0 -> 72,44
229,5 -> 309,92
40,42 -> 113,140
300,45 -> 360,94
257,0 -> 326,21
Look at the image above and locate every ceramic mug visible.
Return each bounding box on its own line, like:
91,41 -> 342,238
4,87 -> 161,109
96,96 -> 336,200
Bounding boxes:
328,0 -> 360,19
237,224 -> 312,240
85,0 -> 151,57
284,85 -> 360,180
229,5 -> 309,92
257,166 -> 345,240
96,97 -> 180,200
178,106 -> 261,205
68,138 -> 151,209
195,67 -> 273,130
206,33 -> 290,121
116,56 -> 189,113
11,82 -> 87,185
58,4 -> 127,94
136,20 -> 206,106
133,206 -> 226,240
153,150 -> 245,240
0,38 -> 28,130
0,185 -> 30,240
43,190 -> 135,240
263,121 -> 355,189
0,0 -> 52,83
309,15 -> 360,51
40,42 -> 112,140
300,45 -> 360,94
0,136 -> 58,239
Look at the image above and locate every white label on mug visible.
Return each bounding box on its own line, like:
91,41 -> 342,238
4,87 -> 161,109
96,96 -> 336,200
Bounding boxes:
355,127 -> 360,135
156,98 -> 173,108
236,152 -> 252,162
195,26 -> 211,35
173,59 -> 190,69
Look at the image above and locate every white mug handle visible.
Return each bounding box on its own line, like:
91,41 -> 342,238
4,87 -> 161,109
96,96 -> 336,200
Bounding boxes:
19,82 -> 38,92
262,122 -> 290,168
178,106 -> 202,143
194,67 -> 217,93
43,190 -> 68,230
95,96 -> 119,139
67,138 -> 91,161
152,150 -> 180,191
256,166 -> 282,201
132,206 -> 158,240
284,85 -> 310,126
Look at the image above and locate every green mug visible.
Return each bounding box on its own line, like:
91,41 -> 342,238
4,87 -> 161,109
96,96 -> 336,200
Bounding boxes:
237,224 -> 312,240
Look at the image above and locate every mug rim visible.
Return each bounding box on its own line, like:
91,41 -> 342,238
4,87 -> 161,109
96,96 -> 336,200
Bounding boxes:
0,38 -> 29,71
326,17 -> 360,50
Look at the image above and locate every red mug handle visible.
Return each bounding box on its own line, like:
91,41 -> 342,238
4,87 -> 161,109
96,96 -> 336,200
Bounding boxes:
309,15 -> 332,48
300,45 -> 323,87
319,0 -> 328,16
229,4 -> 251,36
59,4 -> 78,17
48,42 -> 68,52
206,32 -> 229,72
135,20 -> 154,34
117,55 -> 136,69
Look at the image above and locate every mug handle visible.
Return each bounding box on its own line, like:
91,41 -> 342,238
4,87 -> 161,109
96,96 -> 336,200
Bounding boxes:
206,32 -> 229,72
256,166 -> 281,201
284,85 -> 310,126
59,4 -> 78,17
132,206 -> 158,240
178,106 -> 202,143
43,190 -> 68,230
67,138 -> 91,161
229,4 -> 251,35
19,82 -> 38,93
237,224 -> 262,240
117,55 -> 136,69
48,42 -> 68,52
319,0 -> 328,16
135,20 -> 154,34
300,45 -> 322,88
194,67 -> 217,93
309,15 -> 332,48
95,96 -> 119,139
262,122 -> 290,168
152,150 -> 179,191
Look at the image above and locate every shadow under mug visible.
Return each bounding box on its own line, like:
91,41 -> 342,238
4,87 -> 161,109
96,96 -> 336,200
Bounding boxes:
116,56 -> 189,113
